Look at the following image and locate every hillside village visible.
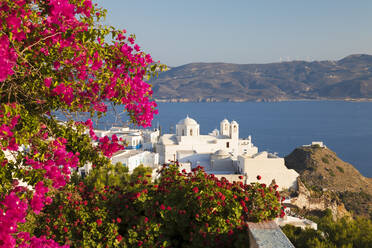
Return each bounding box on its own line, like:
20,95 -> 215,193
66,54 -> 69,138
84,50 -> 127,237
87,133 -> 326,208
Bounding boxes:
82,116 -> 299,191
75,116 -> 372,230
72,117 -> 338,231
4,1 -> 372,246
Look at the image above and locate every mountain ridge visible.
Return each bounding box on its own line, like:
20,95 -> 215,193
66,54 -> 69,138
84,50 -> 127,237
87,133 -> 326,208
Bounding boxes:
151,54 -> 372,102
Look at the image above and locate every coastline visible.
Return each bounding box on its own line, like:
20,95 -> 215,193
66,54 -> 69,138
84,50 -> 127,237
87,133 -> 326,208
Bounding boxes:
150,101 -> 372,178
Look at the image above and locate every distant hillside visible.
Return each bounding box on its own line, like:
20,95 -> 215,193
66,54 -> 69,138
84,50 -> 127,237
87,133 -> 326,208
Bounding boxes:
285,145 -> 372,217
151,54 -> 372,102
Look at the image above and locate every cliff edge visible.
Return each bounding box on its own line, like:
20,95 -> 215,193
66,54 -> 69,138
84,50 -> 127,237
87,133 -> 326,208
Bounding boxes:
285,145 -> 372,218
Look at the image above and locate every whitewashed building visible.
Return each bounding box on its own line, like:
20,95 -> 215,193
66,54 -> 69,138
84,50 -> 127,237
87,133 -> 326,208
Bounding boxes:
141,129 -> 160,151
156,116 -> 298,190
78,150 -> 159,175
156,116 -> 258,165
95,126 -> 159,151
275,216 -> 318,230
303,141 -> 327,148
76,126 -> 161,175
111,150 -> 159,172
238,151 -> 299,190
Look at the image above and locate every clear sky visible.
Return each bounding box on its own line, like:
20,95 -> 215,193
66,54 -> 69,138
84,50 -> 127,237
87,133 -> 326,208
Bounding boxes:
95,0 -> 372,67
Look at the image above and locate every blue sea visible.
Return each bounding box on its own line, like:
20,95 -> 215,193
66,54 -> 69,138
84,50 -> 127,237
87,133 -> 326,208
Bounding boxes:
91,101 -> 372,178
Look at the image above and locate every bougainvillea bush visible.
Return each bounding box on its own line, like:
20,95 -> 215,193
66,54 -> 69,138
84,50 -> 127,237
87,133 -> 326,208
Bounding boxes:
0,0 -> 283,247
29,164 -> 284,247
0,0 -> 163,246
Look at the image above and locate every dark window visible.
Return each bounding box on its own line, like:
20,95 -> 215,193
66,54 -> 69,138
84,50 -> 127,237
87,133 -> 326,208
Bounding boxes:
190,129 -> 193,136
226,142 -> 229,148
182,130 -> 185,136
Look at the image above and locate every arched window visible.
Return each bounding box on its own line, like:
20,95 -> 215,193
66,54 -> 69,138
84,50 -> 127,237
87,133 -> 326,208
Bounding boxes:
190,129 -> 193,136
234,125 -> 237,132
225,124 -> 228,130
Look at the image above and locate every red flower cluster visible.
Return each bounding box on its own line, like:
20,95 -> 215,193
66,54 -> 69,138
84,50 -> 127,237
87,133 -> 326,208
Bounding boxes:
25,164 -> 285,247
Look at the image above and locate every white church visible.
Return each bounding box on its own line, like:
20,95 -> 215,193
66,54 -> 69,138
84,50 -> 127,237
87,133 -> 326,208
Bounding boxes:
156,116 -> 299,190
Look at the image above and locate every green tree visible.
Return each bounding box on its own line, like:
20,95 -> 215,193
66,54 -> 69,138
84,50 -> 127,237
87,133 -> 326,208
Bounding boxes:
130,164 -> 153,183
282,210 -> 372,248
84,162 -> 130,190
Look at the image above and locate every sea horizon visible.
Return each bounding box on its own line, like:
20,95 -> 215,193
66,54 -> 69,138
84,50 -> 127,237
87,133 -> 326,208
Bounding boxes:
59,100 -> 372,178
150,101 -> 372,178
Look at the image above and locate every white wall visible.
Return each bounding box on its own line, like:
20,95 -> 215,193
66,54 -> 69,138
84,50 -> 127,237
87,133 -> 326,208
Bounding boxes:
111,151 -> 158,172
94,130 -> 110,138
119,135 -> 142,148
239,139 -> 258,156
238,152 -> 298,190
211,157 -> 234,171
158,135 -> 247,164
142,129 -> 160,144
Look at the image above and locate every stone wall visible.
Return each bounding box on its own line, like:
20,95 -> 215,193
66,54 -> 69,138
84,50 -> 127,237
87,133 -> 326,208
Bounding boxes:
248,221 -> 295,248
290,178 -> 349,219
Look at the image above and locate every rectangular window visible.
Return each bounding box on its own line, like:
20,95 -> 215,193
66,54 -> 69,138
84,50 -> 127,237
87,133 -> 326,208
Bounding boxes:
226,142 -> 229,148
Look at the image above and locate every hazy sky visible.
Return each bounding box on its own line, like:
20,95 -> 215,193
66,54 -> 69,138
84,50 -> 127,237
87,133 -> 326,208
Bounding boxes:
95,0 -> 372,67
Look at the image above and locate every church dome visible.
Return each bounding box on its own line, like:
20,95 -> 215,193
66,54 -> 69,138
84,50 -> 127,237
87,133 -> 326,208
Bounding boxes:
220,119 -> 229,123
177,116 -> 198,126
214,149 -> 229,157
231,120 -> 238,125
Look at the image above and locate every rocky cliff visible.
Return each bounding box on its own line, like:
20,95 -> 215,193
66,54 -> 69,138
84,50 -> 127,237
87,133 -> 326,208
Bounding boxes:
285,145 -> 372,218
288,178 -> 350,219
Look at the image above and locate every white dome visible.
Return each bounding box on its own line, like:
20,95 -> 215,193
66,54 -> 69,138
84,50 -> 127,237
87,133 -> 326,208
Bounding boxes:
177,116 -> 198,125
214,149 -> 229,156
221,119 -> 229,123
231,120 -> 238,125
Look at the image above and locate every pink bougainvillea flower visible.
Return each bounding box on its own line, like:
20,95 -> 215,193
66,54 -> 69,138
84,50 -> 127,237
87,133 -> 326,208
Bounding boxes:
44,77 -> 52,88
0,35 -> 17,81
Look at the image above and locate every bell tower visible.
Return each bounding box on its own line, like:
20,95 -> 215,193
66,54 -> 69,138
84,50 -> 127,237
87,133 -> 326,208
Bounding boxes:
230,120 -> 239,140
220,119 -> 230,137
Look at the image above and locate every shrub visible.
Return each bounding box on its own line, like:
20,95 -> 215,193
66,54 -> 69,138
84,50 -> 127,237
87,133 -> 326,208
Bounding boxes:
0,0 -> 164,246
281,225 -> 329,248
28,164 -> 284,247
282,210 -> 372,248
322,157 -> 329,164
336,166 -> 344,173
338,191 -> 372,217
